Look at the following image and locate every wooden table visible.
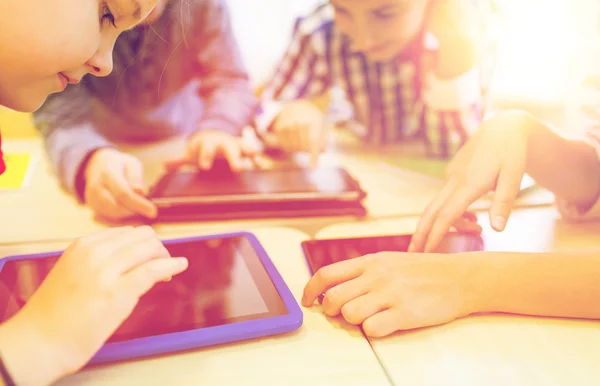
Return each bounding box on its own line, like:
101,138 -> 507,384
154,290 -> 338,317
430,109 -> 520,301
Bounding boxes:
0,137 -> 555,245
315,207 -> 600,386
3,134 -> 597,385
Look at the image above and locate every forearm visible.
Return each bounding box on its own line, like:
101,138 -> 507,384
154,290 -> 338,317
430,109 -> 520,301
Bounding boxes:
198,82 -> 257,136
41,124 -> 111,198
435,35 -> 478,79
522,113 -> 600,208
470,251 -> 600,320
0,315 -> 64,386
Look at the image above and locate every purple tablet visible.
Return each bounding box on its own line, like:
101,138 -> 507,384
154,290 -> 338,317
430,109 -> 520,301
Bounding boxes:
0,232 -> 302,365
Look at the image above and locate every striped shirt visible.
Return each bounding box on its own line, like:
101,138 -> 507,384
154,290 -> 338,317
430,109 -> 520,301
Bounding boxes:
257,2 -> 499,158
33,0 -> 257,197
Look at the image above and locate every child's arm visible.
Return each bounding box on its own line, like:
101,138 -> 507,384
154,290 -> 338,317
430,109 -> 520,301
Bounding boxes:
301,249 -> 600,337
524,116 -> 600,211
33,87 -> 156,220
475,251 -> 600,320
254,6 -> 333,162
33,85 -> 111,199
420,0 -> 499,157
410,111 -> 600,253
189,0 -> 257,137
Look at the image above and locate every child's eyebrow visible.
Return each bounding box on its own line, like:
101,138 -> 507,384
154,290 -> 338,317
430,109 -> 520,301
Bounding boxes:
374,3 -> 402,12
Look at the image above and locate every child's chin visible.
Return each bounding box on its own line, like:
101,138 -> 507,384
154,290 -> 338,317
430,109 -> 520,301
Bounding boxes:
2,90 -> 46,114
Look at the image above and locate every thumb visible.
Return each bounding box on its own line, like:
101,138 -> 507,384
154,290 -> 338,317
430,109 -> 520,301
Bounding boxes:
123,157 -> 146,195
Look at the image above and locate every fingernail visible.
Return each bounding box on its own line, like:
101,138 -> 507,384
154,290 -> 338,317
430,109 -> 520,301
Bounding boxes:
493,216 -> 506,230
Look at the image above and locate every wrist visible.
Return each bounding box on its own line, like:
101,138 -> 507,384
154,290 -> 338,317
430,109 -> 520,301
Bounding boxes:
435,35 -> 478,79
0,313 -> 66,386
456,252 -> 491,316
75,148 -> 107,203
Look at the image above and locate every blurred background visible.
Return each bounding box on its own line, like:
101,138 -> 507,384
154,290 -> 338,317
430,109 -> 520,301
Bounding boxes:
2,0 -> 600,137
227,0 -> 600,134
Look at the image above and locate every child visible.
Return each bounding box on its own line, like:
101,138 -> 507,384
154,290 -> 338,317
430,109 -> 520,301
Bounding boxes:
33,0 -> 258,221
302,109 -> 600,337
0,1 -> 187,384
255,0 -> 499,164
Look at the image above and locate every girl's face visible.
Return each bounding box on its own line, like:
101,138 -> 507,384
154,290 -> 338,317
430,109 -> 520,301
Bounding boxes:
331,0 -> 429,62
0,0 -> 158,112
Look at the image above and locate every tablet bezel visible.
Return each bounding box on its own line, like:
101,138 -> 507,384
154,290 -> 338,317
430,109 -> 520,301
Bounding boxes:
0,232 -> 303,365
301,232 -> 485,275
148,167 -> 365,206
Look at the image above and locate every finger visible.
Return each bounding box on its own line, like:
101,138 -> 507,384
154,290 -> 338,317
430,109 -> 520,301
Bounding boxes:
321,276 -> 370,317
240,140 -> 259,158
462,211 -> 478,222
220,140 -> 243,172
409,179 -> 460,252
123,159 -> 146,195
423,187 -> 482,253
121,257 -> 189,299
198,139 -> 217,170
164,158 -> 192,173
450,216 -> 483,234
302,256 -> 367,307
105,171 -> 157,219
74,226 -> 135,246
489,160 -> 524,231
91,187 -> 137,220
279,126 -> 296,153
340,293 -> 390,326
308,125 -> 322,169
362,309 -> 404,337
82,226 -> 162,266
109,230 -> 172,275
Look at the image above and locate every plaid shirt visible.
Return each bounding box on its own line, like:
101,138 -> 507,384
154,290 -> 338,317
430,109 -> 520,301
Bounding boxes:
256,2 -> 499,158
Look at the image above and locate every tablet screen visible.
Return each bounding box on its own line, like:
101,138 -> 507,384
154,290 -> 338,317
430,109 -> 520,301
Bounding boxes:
150,168 -> 357,199
0,235 -> 288,343
303,233 -> 484,274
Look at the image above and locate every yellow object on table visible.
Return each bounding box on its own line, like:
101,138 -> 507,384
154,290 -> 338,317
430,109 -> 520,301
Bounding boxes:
0,152 -> 36,189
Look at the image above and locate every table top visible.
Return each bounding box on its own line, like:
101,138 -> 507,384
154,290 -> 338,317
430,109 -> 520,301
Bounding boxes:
0,137 -> 555,245
0,227 -> 391,386
315,207 -> 600,386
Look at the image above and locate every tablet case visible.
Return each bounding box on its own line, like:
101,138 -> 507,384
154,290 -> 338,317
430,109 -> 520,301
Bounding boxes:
148,166 -> 368,222
0,232 -> 303,365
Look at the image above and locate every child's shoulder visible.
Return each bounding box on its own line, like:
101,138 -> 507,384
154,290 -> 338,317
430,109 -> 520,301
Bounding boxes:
293,3 -> 336,38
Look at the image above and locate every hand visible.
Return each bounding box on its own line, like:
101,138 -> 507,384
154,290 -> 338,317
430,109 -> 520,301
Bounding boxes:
169,130 -> 259,172
271,100 -> 328,167
409,111 -> 533,253
84,148 -> 157,220
427,0 -> 479,78
0,226 -> 188,385
428,0 -> 478,42
301,251 -> 480,337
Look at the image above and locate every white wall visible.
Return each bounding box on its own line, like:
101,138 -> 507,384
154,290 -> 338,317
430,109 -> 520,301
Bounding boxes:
226,0 -> 323,85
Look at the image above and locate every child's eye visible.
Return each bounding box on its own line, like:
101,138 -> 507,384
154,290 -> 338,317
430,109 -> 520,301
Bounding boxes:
102,4 -> 117,28
374,11 -> 398,21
